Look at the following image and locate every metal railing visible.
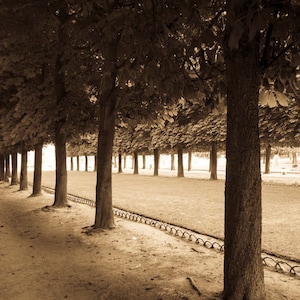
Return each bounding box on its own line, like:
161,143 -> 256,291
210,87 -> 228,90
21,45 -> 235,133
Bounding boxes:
41,186 -> 300,277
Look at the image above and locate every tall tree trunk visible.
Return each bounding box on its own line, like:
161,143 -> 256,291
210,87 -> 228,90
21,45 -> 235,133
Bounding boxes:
94,99 -> 116,229
265,144 -> 271,174
85,155 -> 88,171
31,142 -> 43,196
0,155 -> 4,181
52,19 -> 68,208
188,151 -> 192,171
20,145 -> 28,190
94,32 -> 120,229
77,155 -> 80,171
94,155 -> 97,172
11,152 -> 18,185
177,148 -> 184,177
142,154 -> 146,169
224,2 -> 265,298
70,156 -> 74,171
53,125 -> 68,207
210,142 -> 218,180
118,153 -> 123,173
133,151 -> 139,175
170,153 -> 175,171
153,148 -> 159,176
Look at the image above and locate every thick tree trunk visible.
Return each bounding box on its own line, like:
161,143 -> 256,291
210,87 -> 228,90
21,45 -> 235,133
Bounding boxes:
210,142 -> 218,180
265,144 -> 271,174
224,2 -> 265,299
0,155 -> 4,181
188,151 -> 192,171
52,20 -> 68,208
85,155 -> 88,171
94,100 -> 116,229
142,154 -> 146,169
70,156 -> 74,171
118,153 -> 123,173
177,148 -> 184,177
31,142 -> 43,196
11,152 -> 18,185
170,153 -> 175,171
153,148 -> 159,176
20,145 -> 28,190
53,126 -> 68,207
133,151 -> 139,175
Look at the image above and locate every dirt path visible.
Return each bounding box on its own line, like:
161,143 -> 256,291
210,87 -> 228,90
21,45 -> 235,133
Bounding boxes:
1,183 -> 300,299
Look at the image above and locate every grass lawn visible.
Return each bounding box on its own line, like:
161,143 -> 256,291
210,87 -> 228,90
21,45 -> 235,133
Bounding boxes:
34,170 -> 300,262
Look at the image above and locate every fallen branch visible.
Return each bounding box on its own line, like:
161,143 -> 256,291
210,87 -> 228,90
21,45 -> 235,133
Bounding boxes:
187,276 -> 201,296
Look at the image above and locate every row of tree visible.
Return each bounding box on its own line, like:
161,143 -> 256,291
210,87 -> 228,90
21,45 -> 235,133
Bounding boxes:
1,1 -> 300,299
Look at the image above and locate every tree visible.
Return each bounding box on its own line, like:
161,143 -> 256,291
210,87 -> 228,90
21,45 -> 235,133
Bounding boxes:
19,143 -> 28,191
31,142 -> 43,196
11,152 -> 18,186
223,0 -> 300,298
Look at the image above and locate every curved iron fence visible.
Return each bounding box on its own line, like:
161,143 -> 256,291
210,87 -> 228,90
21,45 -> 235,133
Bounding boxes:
41,185 -> 299,277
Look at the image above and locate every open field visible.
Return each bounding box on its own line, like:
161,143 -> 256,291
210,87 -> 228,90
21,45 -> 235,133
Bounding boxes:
32,170 -> 300,261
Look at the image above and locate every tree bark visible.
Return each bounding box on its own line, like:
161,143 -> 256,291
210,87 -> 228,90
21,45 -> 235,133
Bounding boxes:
118,153 -> 123,173
11,152 -> 18,185
20,145 -> 28,190
224,1 -> 265,298
210,142 -> 218,180
53,125 -> 68,207
265,144 -> 271,174
70,156 -> 74,171
31,142 -> 43,196
52,19 -> 68,208
85,155 -> 88,171
153,148 -> 159,176
94,98 -> 116,229
177,148 -> 184,177
133,151 -> 139,175
188,151 -> 192,171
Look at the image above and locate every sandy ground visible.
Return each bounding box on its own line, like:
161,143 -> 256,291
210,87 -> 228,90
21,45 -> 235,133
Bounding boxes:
0,183 -> 300,300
